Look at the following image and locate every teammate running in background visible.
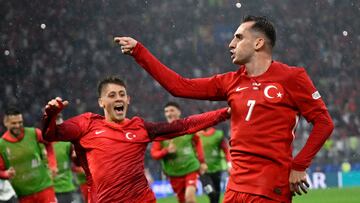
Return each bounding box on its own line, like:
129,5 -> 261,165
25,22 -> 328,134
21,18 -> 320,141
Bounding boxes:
42,76 -> 230,202
53,114 -> 77,203
115,15 -> 334,203
151,102 -> 207,203
0,107 -> 57,203
196,127 -> 230,203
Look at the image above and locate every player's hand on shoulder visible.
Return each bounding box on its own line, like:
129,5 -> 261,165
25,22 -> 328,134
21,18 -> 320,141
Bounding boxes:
114,36 -> 137,55
289,169 -> 309,196
45,97 -> 69,117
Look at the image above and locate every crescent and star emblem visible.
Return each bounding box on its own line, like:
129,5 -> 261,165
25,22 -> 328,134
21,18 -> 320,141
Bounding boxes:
263,83 -> 284,103
125,132 -> 136,140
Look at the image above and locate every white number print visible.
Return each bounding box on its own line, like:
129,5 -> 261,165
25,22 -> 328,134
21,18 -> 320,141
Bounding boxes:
245,100 -> 256,121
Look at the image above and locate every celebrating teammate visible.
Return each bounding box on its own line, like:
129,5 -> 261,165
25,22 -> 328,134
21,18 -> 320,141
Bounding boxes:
0,107 -> 57,203
196,127 -> 230,203
115,15 -> 334,202
151,102 -> 207,203
42,76 -> 230,202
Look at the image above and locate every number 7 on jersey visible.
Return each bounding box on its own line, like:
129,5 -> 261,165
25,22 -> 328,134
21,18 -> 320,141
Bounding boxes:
245,100 -> 256,121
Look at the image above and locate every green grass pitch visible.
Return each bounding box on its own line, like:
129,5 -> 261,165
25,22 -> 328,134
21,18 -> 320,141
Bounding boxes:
157,187 -> 360,203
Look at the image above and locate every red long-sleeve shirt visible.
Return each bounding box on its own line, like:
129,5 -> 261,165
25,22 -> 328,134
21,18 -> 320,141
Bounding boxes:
0,128 -> 57,178
42,108 -> 229,202
131,42 -> 334,202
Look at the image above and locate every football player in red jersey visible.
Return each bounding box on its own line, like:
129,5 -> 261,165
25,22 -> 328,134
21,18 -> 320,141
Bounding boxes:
42,76 -> 230,203
115,15 -> 334,203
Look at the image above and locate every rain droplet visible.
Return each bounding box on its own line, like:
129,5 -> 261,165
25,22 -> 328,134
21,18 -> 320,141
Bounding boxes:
236,2 -> 242,8
40,23 -> 46,29
342,31 -> 348,36
4,50 -> 10,56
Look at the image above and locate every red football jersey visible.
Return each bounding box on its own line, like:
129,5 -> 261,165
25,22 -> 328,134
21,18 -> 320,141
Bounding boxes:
43,108 -> 228,202
132,43 -> 333,202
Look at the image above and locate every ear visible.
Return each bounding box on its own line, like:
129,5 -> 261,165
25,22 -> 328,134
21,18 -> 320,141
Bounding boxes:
3,117 -> 8,128
127,96 -> 131,105
98,98 -> 104,108
254,38 -> 265,51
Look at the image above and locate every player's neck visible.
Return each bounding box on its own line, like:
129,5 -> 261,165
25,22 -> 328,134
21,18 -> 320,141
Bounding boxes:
245,56 -> 272,77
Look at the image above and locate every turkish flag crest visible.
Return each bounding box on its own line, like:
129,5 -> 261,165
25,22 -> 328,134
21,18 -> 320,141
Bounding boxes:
263,83 -> 284,103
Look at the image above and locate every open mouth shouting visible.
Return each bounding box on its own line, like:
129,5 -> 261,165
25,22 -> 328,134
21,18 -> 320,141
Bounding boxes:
114,104 -> 125,115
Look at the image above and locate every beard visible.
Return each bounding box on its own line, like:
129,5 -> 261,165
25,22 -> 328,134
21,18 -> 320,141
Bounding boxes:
10,128 -> 22,137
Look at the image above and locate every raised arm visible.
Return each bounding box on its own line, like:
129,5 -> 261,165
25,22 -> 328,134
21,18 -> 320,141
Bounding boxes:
114,37 -> 227,100
42,97 -> 84,142
145,108 -> 230,141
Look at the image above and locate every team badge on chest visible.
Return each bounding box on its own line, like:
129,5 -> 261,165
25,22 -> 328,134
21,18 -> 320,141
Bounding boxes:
263,83 -> 284,103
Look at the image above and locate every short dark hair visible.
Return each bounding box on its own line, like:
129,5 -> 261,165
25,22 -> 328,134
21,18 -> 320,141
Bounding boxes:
4,107 -> 21,116
164,102 -> 181,110
97,76 -> 127,97
243,15 -> 276,48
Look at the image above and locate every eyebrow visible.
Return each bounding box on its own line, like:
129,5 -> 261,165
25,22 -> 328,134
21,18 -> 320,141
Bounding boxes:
235,33 -> 243,38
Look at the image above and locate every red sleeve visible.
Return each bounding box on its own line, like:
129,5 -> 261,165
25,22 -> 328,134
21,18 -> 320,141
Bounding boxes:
287,68 -> 328,122
193,135 -> 205,163
220,138 -> 231,162
292,111 -> 334,170
35,128 -> 57,170
150,142 -> 169,160
42,113 -> 90,142
132,43 -> 227,100
0,155 -> 10,179
144,108 -> 229,141
287,68 -> 334,170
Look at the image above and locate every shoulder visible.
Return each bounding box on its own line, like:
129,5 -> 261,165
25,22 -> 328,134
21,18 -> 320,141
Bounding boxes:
272,61 -> 307,81
81,112 -> 103,120
72,112 -> 104,124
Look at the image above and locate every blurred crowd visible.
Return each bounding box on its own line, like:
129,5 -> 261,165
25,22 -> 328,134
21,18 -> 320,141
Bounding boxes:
1,0 -> 359,176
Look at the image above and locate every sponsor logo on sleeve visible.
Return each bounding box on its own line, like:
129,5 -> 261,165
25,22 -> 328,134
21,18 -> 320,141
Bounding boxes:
312,91 -> 321,100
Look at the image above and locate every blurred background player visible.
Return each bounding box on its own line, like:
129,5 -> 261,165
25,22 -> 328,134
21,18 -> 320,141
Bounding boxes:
0,107 -> 57,203
196,127 -> 231,203
151,102 -> 208,203
42,76 -> 230,202
53,114 -> 78,203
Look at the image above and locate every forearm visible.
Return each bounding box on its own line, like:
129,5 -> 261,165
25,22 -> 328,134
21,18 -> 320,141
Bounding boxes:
146,108 -> 229,141
150,148 -> 169,160
292,111 -> 334,171
42,114 -> 83,142
132,43 -> 225,100
0,156 -> 10,179
42,114 -> 58,142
